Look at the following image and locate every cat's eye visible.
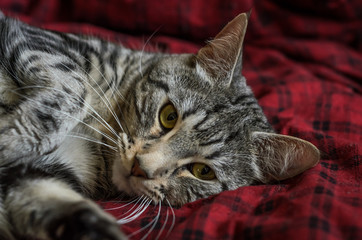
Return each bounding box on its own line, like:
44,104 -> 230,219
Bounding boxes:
159,104 -> 178,129
191,163 -> 216,180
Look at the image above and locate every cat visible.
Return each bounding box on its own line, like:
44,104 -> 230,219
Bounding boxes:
0,11 -> 320,240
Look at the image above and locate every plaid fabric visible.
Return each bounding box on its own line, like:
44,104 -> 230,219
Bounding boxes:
1,0 -> 361,239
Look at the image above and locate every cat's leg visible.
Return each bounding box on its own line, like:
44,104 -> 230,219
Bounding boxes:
3,176 -> 125,240
0,200 -> 15,240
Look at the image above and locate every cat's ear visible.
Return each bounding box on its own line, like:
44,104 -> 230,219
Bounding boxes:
196,12 -> 249,85
251,132 -> 320,183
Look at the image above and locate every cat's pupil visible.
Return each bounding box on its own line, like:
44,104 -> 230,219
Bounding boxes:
167,112 -> 177,121
201,166 -> 211,175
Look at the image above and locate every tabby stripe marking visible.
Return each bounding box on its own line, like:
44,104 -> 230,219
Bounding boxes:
34,109 -> 59,132
52,62 -> 77,72
147,75 -> 169,93
132,92 -> 143,124
231,93 -> 255,105
199,138 -> 223,147
182,108 -> 197,120
21,55 -> 41,69
205,151 -> 222,160
0,161 -> 83,196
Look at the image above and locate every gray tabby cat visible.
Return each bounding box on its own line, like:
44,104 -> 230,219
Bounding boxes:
0,11 -> 320,240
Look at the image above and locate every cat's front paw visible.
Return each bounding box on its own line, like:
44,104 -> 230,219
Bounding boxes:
46,203 -> 126,240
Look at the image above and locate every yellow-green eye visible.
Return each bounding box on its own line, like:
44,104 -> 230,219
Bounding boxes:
191,163 -> 216,180
159,104 -> 178,129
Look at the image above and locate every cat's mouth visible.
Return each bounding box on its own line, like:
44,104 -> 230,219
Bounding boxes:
111,152 -> 166,204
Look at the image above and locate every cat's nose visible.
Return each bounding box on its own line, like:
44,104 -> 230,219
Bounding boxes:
131,157 -> 149,179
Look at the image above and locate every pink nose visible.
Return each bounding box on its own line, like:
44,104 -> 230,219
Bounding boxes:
131,157 -> 148,178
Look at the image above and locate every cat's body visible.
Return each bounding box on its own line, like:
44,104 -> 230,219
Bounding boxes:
0,11 -> 319,240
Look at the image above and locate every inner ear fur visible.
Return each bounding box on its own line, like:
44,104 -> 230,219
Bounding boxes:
251,132 -> 320,183
196,12 -> 249,84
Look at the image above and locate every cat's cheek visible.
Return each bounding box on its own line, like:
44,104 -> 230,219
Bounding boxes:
162,180 -> 188,207
126,178 -> 168,203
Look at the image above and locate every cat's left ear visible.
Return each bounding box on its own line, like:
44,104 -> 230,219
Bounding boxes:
251,132 -> 320,183
196,12 -> 249,85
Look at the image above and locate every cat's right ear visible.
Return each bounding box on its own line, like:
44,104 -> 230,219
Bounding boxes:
196,12 -> 249,86
251,132 -> 320,183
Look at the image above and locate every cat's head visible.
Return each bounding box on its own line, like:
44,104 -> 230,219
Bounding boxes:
111,13 -> 320,207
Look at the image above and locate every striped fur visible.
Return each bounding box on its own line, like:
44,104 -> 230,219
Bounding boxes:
0,12 -> 319,239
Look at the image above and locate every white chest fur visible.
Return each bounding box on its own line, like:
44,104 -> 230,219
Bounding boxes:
51,135 -> 100,193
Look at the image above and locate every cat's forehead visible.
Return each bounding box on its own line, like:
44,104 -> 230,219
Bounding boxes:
150,54 -> 226,97
151,54 -> 203,85
146,55 -> 240,119
156,54 -> 196,70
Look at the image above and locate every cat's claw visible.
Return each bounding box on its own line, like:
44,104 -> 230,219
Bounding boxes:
47,204 -> 126,240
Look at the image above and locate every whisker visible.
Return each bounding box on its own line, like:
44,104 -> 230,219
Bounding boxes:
127,201 -> 161,240
77,51 -> 127,103
139,26 -> 161,78
60,59 -> 125,133
141,201 -> 162,240
13,85 -> 119,138
63,82 -> 120,138
10,90 -> 118,145
166,199 -> 176,238
118,197 -> 152,224
155,205 -> 168,240
105,196 -> 140,211
65,134 -> 117,151
118,196 -> 145,218
100,151 -> 119,159
1,43 -> 126,139
115,104 -> 132,137
76,53 -> 133,137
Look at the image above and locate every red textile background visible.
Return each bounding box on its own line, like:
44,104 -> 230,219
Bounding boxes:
1,0 -> 361,239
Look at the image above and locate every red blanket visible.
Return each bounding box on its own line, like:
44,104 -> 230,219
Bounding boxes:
1,0 -> 361,239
